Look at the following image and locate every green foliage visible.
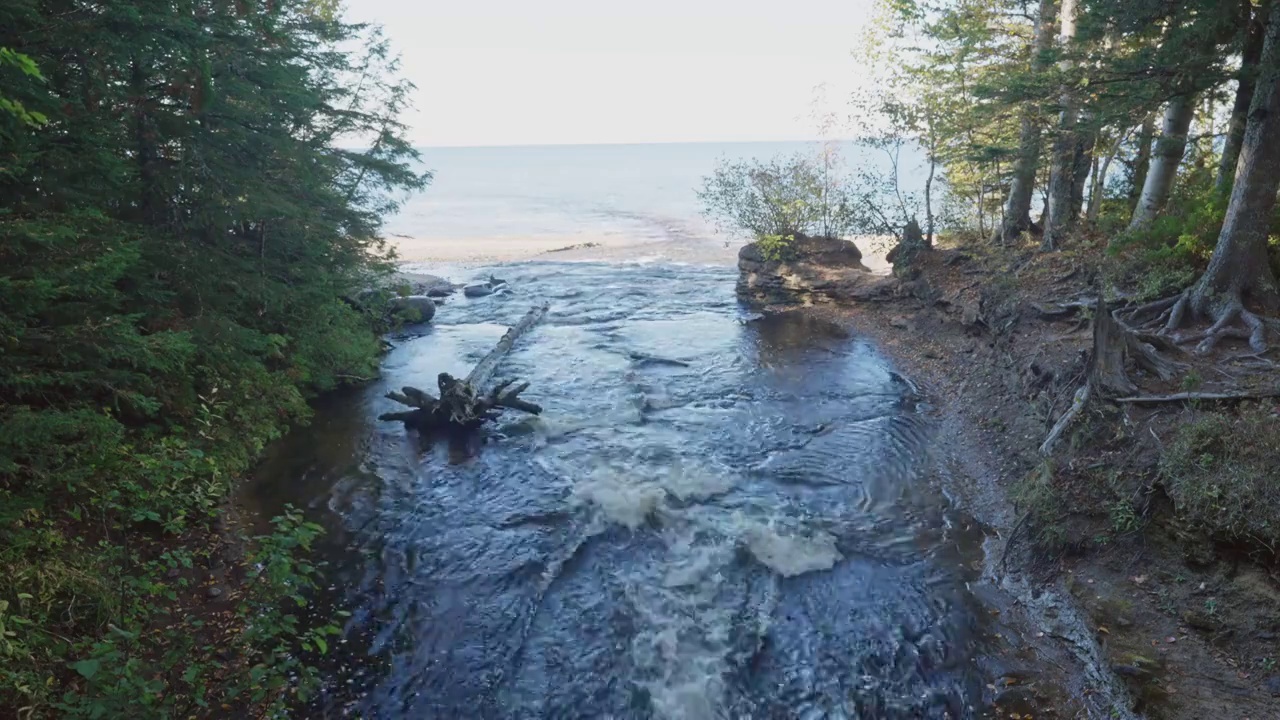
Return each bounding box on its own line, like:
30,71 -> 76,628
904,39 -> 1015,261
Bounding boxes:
1104,177 -> 1232,299
0,0 -> 425,714
1160,404 -> 1280,550
1109,499 -> 1140,534
757,234 -> 797,262
18,507 -> 336,719
0,47 -> 47,127
698,151 -> 867,242
230,508 -> 343,711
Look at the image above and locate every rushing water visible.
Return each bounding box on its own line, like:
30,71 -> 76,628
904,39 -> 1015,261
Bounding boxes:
248,261 -> 997,719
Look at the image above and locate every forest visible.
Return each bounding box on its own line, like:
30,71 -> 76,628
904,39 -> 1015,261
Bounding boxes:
856,0 -> 1280,346
1,0 -> 423,716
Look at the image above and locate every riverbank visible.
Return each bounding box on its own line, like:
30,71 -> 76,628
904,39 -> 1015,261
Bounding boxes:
805,237 -> 1280,718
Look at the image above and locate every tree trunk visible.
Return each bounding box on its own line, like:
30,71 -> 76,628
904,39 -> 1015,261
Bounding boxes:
1128,93 -> 1196,230
1127,114 -> 1155,210
1042,0 -> 1080,250
1171,1 -> 1280,352
130,57 -> 161,226
1069,120 -> 1096,222
1216,0 -> 1269,195
1089,124 -> 1135,223
993,0 -> 1058,244
924,144 -> 936,245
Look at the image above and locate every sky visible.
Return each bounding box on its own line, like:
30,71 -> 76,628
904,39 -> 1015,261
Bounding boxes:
344,0 -> 879,147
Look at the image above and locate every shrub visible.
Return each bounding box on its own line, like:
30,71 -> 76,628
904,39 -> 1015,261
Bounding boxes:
698,152 -> 866,244
1160,404 -> 1280,550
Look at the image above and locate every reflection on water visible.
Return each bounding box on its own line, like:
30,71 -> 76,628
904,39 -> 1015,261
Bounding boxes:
248,262 -> 992,719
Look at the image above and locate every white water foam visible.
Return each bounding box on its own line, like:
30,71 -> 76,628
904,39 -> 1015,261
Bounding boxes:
742,520 -> 843,578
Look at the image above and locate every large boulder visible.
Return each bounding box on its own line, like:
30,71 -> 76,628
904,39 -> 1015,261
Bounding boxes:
737,233 -> 893,304
389,295 -> 437,323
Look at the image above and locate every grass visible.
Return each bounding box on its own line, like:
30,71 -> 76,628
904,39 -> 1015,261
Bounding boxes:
1160,403 -> 1280,551
1011,461 -> 1072,552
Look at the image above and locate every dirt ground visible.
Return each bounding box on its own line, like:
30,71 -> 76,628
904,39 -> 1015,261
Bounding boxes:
805,238 -> 1280,719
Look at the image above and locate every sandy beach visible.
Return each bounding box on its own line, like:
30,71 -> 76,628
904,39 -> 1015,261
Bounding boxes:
388,233 -> 893,271
388,232 -> 747,266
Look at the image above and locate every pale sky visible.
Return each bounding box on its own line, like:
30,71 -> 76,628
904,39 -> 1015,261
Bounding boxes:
344,0 -> 877,147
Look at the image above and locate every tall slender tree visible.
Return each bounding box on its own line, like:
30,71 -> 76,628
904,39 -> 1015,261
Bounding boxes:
1043,0 -> 1081,249
1127,92 -> 1197,229
993,0 -> 1058,244
1126,114 -> 1156,209
1216,0 -> 1270,194
1167,0 -> 1280,352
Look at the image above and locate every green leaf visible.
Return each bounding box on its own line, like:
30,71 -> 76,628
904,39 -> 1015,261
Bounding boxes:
71,658 -> 101,680
315,637 -> 327,654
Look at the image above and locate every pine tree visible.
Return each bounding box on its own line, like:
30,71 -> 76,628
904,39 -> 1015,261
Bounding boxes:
1,0 -> 427,713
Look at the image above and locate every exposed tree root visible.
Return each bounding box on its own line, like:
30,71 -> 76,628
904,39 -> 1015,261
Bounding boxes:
1039,382 -> 1090,456
1115,389 -> 1280,404
1115,295 -> 1179,327
1162,290 -> 1273,355
1038,297 -> 1188,455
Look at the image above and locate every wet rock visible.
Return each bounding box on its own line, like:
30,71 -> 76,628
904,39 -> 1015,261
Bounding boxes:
389,295 -> 436,323
396,272 -> 456,297
736,234 -> 895,304
1265,675 -> 1280,696
464,276 -> 509,298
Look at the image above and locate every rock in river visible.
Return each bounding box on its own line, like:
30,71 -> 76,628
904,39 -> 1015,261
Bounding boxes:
464,276 -> 509,298
395,272 -> 457,297
737,233 -> 895,304
389,295 -> 436,323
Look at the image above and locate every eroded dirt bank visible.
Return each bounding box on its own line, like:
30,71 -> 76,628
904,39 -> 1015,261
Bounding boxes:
752,238 -> 1280,719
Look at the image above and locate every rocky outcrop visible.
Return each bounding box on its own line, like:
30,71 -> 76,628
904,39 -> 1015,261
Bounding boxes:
737,233 -> 895,304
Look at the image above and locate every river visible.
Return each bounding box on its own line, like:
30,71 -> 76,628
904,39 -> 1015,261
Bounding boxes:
247,261 -> 1003,719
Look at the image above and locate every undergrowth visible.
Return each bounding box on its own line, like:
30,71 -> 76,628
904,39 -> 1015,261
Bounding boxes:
1160,403 -> 1280,552
1104,179 -> 1280,300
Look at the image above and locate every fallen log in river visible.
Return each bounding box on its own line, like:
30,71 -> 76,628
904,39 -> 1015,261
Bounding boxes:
379,303 -> 548,431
